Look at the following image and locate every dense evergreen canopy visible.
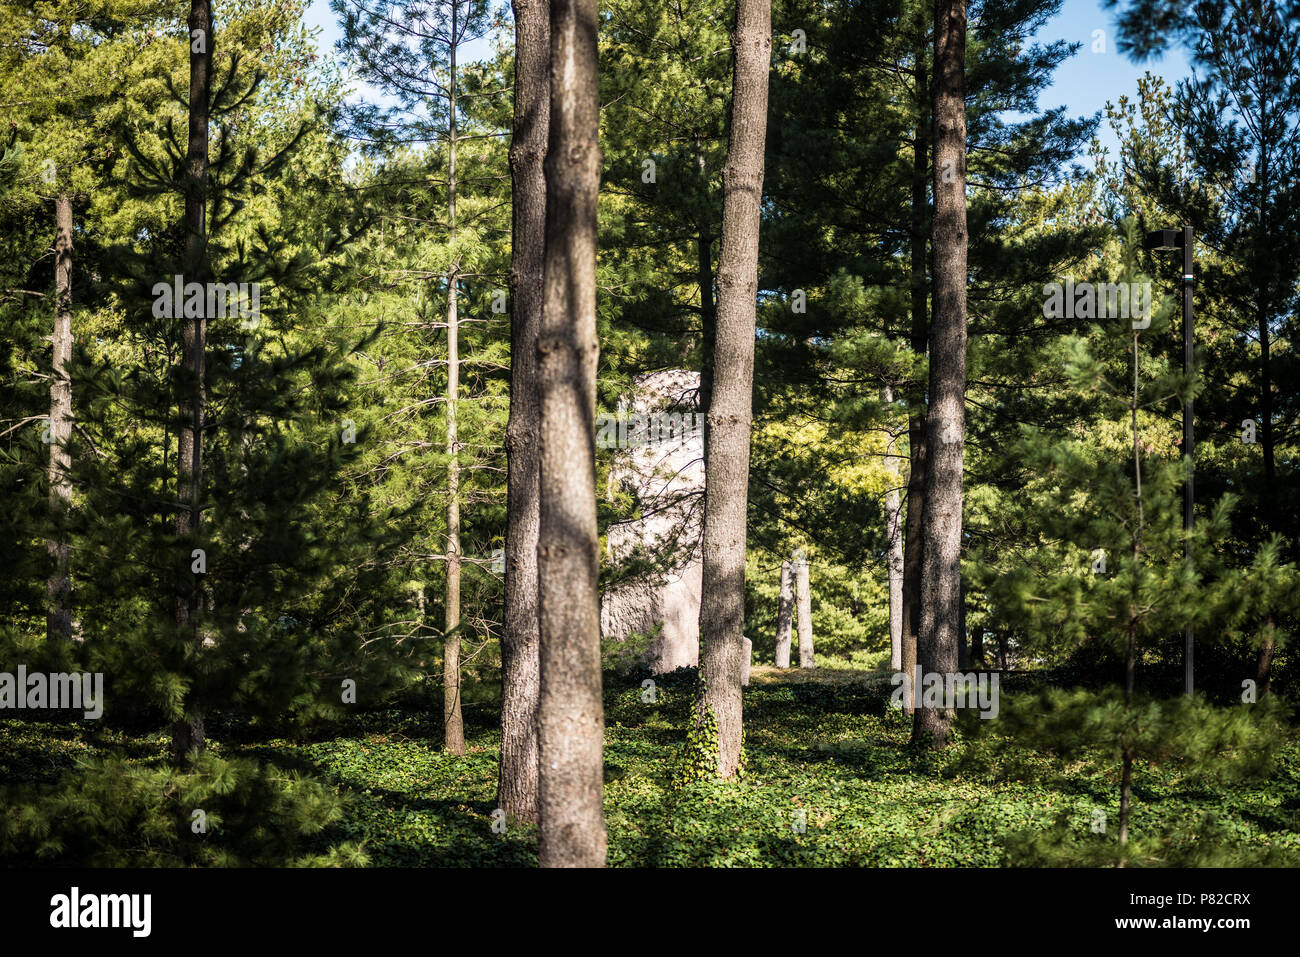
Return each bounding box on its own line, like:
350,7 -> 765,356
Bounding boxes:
0,0 -> 1297,874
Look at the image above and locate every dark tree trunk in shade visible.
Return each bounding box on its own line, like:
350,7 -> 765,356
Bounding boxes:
913,0 -> 967,749
536,0 -> 606,867
497,0 -> 549,824
901,34 -> 928,714
970,623 -> 985,667
172,0 -> 211,766
693,0 -> 770,780
884,384 -> 904,671
46,193 -> 74,643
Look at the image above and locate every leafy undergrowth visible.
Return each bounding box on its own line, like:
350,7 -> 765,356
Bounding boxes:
2,664 -> 1298,866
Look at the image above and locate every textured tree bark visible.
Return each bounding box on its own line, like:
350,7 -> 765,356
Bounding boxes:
443,3 -> 466,757
172,0 -> 211,767
498,0 -> 548,825
884,384 -> 904,671
46,193 -> 74,643
774,559 -> 793,667
913,0 -> 967,749
693,0 -> 770,781
536,0 -> 606,867
900,38 -> 929,714
795,557 -> 813,668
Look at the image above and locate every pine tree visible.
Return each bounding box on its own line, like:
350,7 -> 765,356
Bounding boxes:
1159,1 -> 1299,693
66,0 -> 385,750
333,0 -> 504,756
536,0 -> 606,867
0,1 -> 175,643
598,0 -> 732,393
758,0 -> 1095,696
692,0 -> 770,780
912,0 -> 968,747
0,0 -> 404,865
499,0 -> 548,825
972,221 -> 1298,865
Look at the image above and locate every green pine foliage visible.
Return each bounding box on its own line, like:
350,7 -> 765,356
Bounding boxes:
965,221 -> 1299,865
1,0 -> 1297,869
0,751 -> 366,866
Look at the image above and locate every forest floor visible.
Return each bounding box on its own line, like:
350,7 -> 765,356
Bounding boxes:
3,660 -> 1298,866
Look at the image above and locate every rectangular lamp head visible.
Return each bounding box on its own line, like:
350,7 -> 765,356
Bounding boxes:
1144,228 -> 1184,251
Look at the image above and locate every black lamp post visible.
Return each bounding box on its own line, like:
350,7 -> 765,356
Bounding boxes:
1144,225 -> 1194,697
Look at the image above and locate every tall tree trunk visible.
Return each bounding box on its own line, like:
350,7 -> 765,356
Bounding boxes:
443,3 -> 466,756
444,273 -> 464,753
172,0 -> 211,767
795,556 -> 813,668
884,384 -> 904,672
498,0 -> 549,825
46,193 -> 73,643
913,0 -> 967,749
774,559 -> 793,667
900,35 -> 929,714
692,0 -> 770,781
537,0 -> 606,867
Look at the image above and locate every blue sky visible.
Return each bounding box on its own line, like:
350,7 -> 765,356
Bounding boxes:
1030,0 -> 1190,161
303,1 -> 342,57
304,0 -> 1191,164
303,0 -> 497,86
